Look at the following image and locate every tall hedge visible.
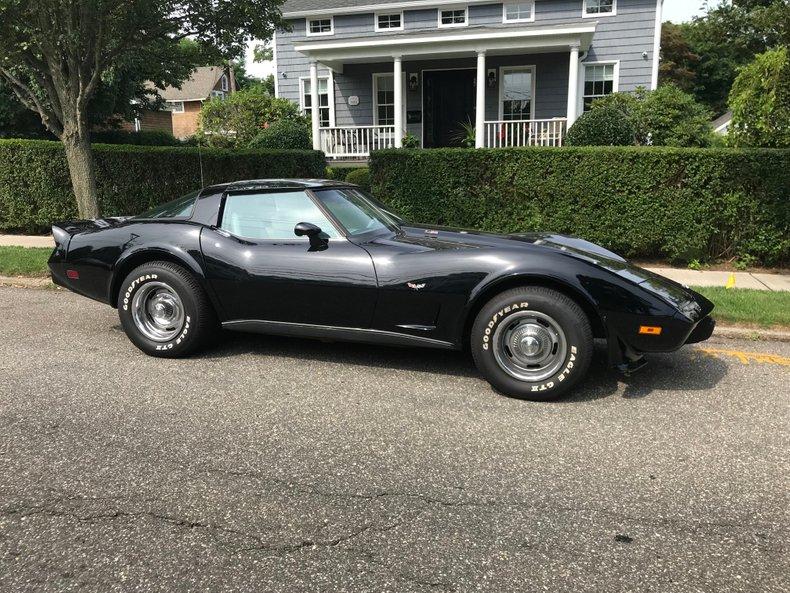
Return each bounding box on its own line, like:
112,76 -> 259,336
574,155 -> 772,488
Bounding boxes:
370,147 -> 790,266
0,139 -> 325,233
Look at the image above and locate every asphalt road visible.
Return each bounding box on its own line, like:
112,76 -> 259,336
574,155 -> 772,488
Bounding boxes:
0,286 -> 787,593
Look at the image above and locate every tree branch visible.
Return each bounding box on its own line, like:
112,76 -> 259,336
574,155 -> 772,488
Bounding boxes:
0,68 -> 63,137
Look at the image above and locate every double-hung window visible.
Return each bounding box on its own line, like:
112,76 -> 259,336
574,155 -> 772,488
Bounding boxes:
306,17 -> 333,36
375,12 -> 403,31
582,63 -> 617,110
583,0 -> 616,17
373,74 -> 395,126
500,66 -> 535,121
438,7 -> 468,27
503,1 -> 535,23
301,77 -> 333,128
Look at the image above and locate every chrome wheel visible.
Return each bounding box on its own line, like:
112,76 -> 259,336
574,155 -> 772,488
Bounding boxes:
131,281 -> 185,342
492,311 -> 567,382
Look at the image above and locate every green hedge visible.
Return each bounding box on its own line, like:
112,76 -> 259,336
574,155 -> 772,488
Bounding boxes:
0,139 -> 325,233
370,147 -> 790,266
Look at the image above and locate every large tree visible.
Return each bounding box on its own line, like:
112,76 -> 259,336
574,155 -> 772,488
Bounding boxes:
0,0 -> 284,219
676,0 -> 789,114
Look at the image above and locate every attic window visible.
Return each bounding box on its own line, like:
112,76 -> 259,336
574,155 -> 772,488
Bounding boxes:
220,74 -> 229,91
438,7 -> 468,28
583,0 -> 616,17
376,12 -> 403,31
307,17 -> 334,36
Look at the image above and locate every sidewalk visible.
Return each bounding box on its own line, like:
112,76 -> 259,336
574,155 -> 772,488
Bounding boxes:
1,234 -> 788,291
0,234 -> 53,248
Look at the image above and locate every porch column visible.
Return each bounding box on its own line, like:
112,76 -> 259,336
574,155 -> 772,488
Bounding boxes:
309,59 -> 321,151
393,55 -> 403,148
566,42 -> 580,127
475,51 -> 486,148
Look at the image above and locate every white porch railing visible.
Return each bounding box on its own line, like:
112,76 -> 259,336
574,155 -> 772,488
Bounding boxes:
484,118 -> 568,148
320,125 -> 397,159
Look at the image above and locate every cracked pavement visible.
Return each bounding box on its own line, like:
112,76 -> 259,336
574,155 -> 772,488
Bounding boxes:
0,286 -> 788,592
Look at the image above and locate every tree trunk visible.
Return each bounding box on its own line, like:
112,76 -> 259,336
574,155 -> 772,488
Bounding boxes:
62,128 -> 100,219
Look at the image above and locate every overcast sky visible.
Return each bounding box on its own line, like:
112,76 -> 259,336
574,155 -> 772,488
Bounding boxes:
246,0 -> 722,78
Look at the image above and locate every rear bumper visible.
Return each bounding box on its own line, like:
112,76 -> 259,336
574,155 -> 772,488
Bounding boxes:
685,315 -> 716,345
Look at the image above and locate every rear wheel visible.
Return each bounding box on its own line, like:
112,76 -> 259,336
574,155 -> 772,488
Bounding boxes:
117,262 -> 217,357
471,287 -> 593,400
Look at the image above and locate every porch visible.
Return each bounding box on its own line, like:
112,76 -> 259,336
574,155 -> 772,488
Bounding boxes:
295,24 -> 595,158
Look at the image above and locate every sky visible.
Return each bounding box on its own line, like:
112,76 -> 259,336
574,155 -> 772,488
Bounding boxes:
245,0 -> 723,78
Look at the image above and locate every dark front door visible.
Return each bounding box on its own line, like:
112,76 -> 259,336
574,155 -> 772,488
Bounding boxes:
423,69 -> 477,148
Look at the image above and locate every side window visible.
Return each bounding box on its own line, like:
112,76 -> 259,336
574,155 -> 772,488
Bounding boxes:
221,191 -> 340,240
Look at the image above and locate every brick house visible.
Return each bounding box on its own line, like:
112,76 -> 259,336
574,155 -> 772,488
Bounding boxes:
129,66 -> 238,139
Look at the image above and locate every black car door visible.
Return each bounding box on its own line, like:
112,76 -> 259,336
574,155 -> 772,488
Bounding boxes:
201,189 -> 378,328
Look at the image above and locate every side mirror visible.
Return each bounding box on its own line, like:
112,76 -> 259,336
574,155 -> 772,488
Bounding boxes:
294,222 -> 327,251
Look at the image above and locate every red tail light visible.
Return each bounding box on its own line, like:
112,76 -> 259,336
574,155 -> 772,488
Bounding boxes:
66,269 -> 79,280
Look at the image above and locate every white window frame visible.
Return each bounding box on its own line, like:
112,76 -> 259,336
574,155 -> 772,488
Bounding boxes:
372,72 -> 407,127
582,0 -> 617,18
437,6 -> 468,28
299,73 -> 336,128
306,16 -> 334,37
165,100 -> 184,113
498,65 -> 537,121
220,74 -> 229,92
502,1 -> 535,23
374,11 -> 404,32
210,90 -> 226,100
578,61 -> 620,113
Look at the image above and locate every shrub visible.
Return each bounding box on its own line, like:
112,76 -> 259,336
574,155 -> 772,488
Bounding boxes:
402,133 -> 420,148
369,147 -> 789,266
728,47 -> 790,149
592,86 -> 713,147
565,106 -> 636,146
0,139 -> 325,233
91,129 -> 183,146
198,87 -> 307,149
249,119 -> 311,150
345,167 -> 371,190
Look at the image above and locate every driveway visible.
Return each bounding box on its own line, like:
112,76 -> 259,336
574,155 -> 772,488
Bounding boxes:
0,287 -> 787,592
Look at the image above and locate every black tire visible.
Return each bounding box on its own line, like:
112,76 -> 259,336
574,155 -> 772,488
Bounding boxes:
117,261 -> 217,358
471,287 -> 593,401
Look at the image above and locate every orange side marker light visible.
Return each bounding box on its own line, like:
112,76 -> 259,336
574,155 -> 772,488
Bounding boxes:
639,326 -> 663,335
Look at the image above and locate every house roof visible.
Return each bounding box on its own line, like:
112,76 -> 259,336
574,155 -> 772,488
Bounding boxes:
283,0 -> 493,17
155,66 -> 227,102
712,111 -> 733,132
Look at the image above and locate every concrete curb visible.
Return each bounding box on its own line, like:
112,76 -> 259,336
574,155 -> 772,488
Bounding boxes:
714,326 -> 790,343
0,275 -> 55,289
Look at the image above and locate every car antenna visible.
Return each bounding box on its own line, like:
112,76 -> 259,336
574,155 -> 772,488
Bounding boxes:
197,139 -> 205,188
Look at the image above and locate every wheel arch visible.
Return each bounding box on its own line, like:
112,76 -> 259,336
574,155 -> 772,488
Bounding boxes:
109,248 -> 208,309
461,274 -> 606,348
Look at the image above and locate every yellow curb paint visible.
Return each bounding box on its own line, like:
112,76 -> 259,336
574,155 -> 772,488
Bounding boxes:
725,274 -> 736,289
698,347 -> 790,366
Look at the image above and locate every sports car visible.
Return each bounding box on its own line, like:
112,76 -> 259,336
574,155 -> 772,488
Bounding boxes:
49,179 -> 715,400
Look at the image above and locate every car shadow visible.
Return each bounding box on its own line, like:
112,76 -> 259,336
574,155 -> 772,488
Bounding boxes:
198,332 -> 729,402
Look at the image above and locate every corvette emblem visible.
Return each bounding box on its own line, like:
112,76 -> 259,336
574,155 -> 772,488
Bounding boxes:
407,282 -> 426,290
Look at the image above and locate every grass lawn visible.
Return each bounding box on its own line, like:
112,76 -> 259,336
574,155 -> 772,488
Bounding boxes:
0,246 -> 52,277
692,286 -> 790,329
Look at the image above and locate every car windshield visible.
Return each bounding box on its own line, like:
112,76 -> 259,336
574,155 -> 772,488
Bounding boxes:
134,190 -> 200,219
313,188 -> 403,236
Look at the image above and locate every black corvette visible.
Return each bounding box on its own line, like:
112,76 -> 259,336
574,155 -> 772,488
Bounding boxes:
49,179 -> 715,400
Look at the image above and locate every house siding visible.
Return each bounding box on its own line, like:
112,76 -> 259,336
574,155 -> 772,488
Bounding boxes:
276,0 -> 659,142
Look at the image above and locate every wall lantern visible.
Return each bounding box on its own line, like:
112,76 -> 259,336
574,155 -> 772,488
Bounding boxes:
487,69 -> 497,88
408,73 -> 420,91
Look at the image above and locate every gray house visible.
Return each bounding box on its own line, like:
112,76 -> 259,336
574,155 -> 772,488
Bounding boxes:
274,0 -> 663,157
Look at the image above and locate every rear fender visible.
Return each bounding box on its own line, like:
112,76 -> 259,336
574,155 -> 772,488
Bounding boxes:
109,245 -> 212,310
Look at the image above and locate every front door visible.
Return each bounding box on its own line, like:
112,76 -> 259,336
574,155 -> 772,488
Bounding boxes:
423,69 -> 476,148
201,189 -> 378,327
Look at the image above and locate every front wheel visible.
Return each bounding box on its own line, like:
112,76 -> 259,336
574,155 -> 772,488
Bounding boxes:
117,261 -> 217,357
471,287 -> 593,401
